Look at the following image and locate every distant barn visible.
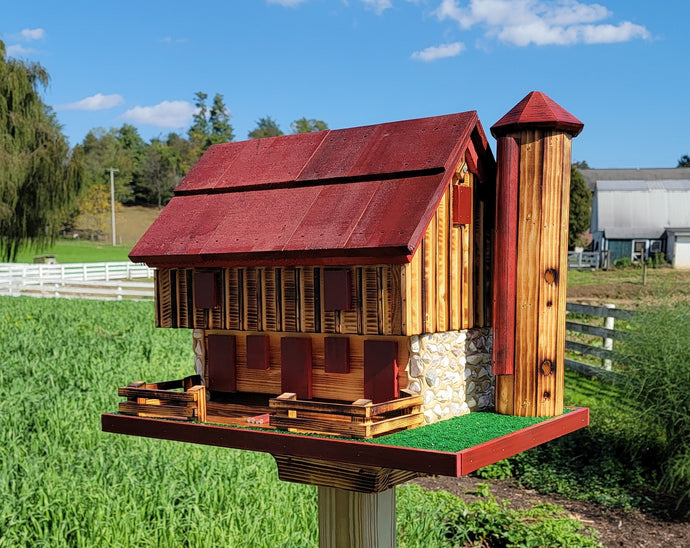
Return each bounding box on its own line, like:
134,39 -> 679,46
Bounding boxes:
583,167 -> 690,267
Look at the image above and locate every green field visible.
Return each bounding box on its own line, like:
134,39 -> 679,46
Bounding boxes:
12,239 -> 134,264
0,297 -> 601,547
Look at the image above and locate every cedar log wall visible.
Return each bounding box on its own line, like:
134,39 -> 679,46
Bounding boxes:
153,171 -> 492,338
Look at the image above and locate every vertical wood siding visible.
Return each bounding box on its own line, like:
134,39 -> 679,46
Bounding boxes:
401,172 -> 492,335
155,265 -> 404,336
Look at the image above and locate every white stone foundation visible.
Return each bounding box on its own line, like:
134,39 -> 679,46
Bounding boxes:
405,328 -> 494,424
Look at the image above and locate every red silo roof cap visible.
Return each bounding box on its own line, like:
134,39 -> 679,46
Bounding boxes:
491,91 -> 583,138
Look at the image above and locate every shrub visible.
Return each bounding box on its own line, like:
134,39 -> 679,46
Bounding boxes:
398,484 -> 602,547
616,299 -> 690,509
613,257 -> 632,269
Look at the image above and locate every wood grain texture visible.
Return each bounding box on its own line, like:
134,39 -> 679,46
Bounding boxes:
535,131 -> 563,416
513,131 -> 543,417
422,217 -> 436,333
318,486 -> 396,548
436,189 -> 449,332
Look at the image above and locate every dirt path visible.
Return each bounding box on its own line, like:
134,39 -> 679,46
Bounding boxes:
413,475 -> 689,547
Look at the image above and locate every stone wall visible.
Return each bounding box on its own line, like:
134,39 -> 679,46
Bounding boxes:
404,328 -> 494,424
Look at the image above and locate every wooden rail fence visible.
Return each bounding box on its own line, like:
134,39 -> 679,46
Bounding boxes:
565,302 -> 633,382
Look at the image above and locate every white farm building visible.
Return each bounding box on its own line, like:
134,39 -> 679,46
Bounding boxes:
582,168 -> 690,268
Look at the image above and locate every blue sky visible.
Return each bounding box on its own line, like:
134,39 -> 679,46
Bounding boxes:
2,0 -> 688,168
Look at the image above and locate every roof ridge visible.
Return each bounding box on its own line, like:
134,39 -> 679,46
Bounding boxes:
173,166 -> 447,197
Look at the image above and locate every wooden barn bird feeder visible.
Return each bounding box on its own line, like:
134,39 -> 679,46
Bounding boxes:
103,91 -> 586,547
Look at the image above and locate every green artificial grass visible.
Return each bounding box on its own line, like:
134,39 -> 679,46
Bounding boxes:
366,410 -> 567,452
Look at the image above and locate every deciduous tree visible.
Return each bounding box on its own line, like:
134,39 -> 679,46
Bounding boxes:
248,116 -> 284,139
678,154 -> 690,167
291,117 -> 328,134
569,165 -> 591,248
0,40 -> 83,261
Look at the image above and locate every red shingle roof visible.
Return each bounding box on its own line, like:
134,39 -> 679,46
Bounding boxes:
130,111 -> 493,267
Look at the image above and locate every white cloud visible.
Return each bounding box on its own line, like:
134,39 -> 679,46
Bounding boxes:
20,28 -> 45,40
58,93 -> 125,111
411,42 -> 465,61
6,44 -> 37,56
266,0 -> 309,6
159,36 -> 188,44
122,101 -> 197,128
362,0 -> 393,14
435,0 -> 650,46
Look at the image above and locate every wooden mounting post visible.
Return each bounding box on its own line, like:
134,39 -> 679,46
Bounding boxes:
273,455 -> 418,547
491,92 -> 583,417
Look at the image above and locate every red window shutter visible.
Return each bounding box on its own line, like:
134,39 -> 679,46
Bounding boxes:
247,335 -> 270,370
324,337 -> 350,374
452,185 -> 472,226
364,340 -> 398,403
207,334 -> 236,392
323,269 -> 351,311
194,271 -> 218,309
280,337 -> 313,399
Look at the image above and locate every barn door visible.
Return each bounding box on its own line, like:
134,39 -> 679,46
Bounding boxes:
632,240 -> 647,263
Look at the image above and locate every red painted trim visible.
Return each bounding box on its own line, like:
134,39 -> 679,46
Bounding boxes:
491,137 -> 519,376
324,337 -> 350,374
247,335 -> 270,370
364,340 -> 399,403
323,269 -> 352,311
130,247 -> 415,269
207,334 -> 237,392
101,408 -> 589,477
193,271 -> 218,309
457,408 -> 590,475
452,185 -> 472,225
281,337 -> 313,399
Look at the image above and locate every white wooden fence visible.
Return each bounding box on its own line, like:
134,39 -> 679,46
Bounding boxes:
0,262 -> 155,301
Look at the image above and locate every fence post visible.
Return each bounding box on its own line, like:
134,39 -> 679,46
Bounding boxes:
603,304 -> 615,371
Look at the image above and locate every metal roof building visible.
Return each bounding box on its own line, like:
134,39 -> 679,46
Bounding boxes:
583,168 -> 690,267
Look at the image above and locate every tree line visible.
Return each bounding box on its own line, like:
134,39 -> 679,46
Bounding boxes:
71,92 -> 329,236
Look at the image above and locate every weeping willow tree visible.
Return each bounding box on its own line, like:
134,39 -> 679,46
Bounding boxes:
0,40 -> 83,261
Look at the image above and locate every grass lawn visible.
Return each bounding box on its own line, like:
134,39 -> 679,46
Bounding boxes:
567,266 -> 690,306
12,239 -> 134,264
9,205 -> 160,264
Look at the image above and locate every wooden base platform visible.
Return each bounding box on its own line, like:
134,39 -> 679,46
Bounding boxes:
102,407 -> 588,478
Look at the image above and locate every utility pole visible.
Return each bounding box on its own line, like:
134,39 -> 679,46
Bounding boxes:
107,167 -> 119,246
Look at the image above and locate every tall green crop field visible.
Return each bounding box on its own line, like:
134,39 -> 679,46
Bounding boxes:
0,297 -> 317,547
0,297 -> 600,547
